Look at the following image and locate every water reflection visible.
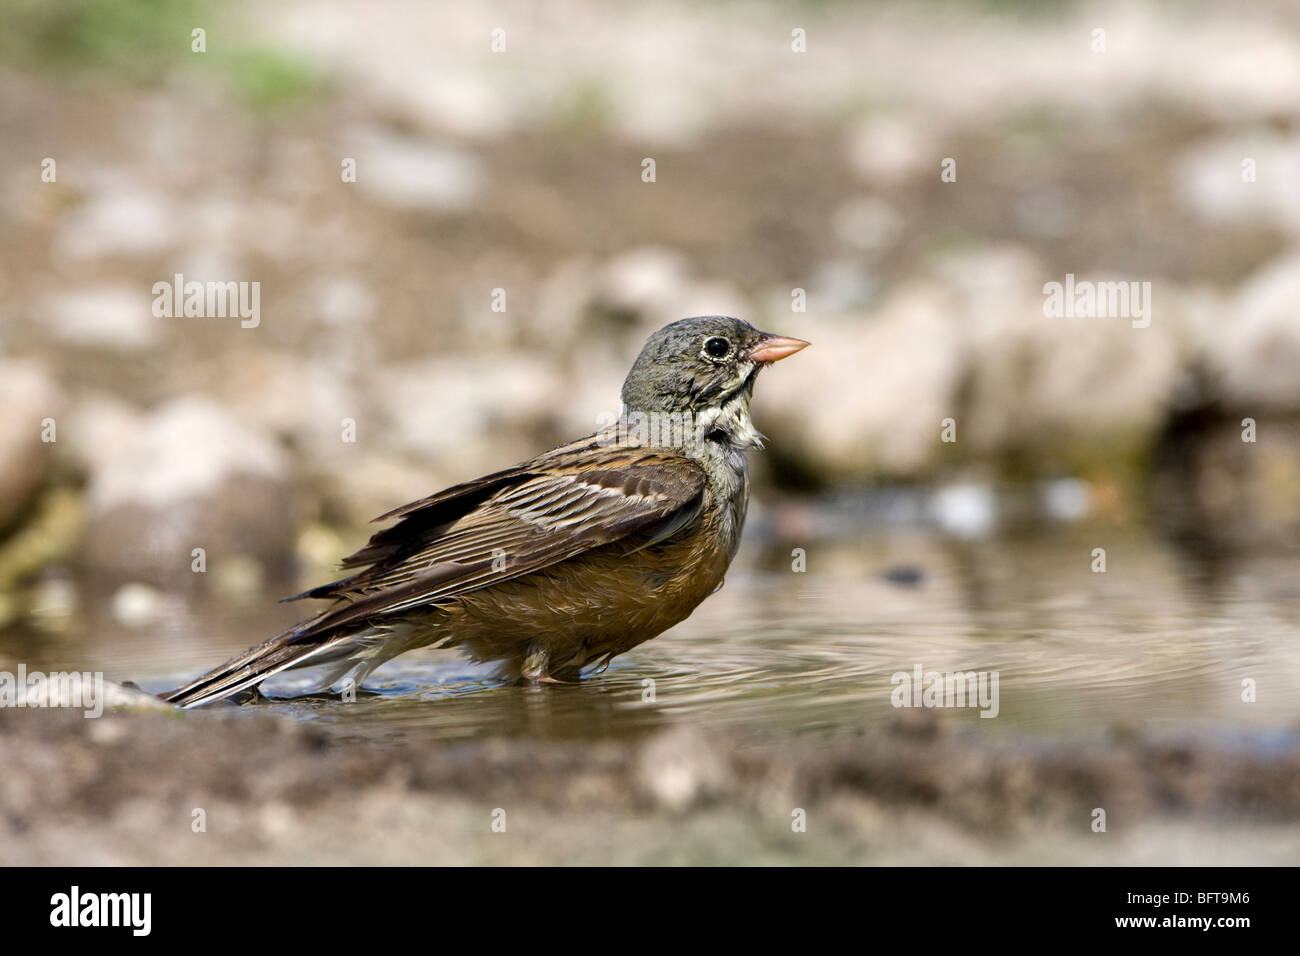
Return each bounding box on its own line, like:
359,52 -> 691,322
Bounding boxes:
4,513 -> 1298,746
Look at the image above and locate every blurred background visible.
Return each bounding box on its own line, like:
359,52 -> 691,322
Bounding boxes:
1,0 -> 1299,864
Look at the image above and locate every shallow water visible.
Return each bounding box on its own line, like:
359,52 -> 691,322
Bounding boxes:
6,511 -> 1299,747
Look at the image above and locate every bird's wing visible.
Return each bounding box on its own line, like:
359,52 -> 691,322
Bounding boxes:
281,440 -> 707,642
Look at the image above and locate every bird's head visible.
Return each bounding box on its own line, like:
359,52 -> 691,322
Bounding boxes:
619,316 -> 808,450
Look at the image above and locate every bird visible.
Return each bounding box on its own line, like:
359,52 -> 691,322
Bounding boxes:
163,316 -> 808,708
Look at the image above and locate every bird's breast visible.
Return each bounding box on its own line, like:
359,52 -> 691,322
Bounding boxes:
700,444 -> 750,562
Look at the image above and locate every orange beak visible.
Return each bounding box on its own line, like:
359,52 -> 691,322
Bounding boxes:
747,333 -> 810,363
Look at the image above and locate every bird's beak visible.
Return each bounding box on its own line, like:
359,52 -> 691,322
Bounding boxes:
747,333 -> 810,363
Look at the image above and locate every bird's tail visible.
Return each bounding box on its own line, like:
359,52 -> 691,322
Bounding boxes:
161,622 -> 353,709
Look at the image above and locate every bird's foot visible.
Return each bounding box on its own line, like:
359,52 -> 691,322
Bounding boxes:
521,672 -> 576,684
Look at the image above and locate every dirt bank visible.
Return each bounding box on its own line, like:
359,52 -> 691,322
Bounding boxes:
3,705 -> 1297,865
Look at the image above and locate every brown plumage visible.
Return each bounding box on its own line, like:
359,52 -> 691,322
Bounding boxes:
163,316 -> 807,707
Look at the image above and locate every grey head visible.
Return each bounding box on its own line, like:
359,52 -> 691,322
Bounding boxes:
619,316 -> 808,450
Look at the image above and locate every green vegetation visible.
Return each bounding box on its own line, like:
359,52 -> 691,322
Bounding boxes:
0,0 -> 209,80
0,0 -> 325,110
227,48 -> 327,113
546,77 -> 617,136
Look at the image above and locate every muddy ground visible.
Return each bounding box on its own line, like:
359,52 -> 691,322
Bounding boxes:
3,704 -> 1297,865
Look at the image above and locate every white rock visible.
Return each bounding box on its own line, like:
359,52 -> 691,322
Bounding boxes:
56,393 -> 141,476
214,351 -> 365,478
54,189 -> 178,260
762,246 -> 1185,481
758,283 -> 962,478
374,354 -> 562,475
937,248 -> 1180,452
85,397 -> 294,590
1175,134 -> 1300,235
348,124 -> 482,212
88,396 -> 288,513
42,286 -> 159,350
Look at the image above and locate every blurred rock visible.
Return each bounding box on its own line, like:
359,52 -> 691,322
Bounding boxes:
42,286 -> 159,351
215,350 -> 363,474
85,397 -> 294,592
759,282 -> 961,479
0,360 -> 63,527
317,453 -> 437,529
761,247 -> 1186,482
53,186 -> 178,260
845,113 -> 939,184
530,256 -> 600,346
57,393 -> 142,476
593,246 -> 691,320
98,683 -> 176,712
942,248 -> 1181,464
349,124 -> 483,212
392,74 -> 512,141
1209,251 -> 1300,411
373,354 -> 562,478
6,0 -> 1300,521
832,195 -> 904,253
1175,133 -> 1300,236
17,681 -> 176,716
636,728 -> 730,812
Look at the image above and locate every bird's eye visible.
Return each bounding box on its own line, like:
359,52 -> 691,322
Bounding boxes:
703,336 -> 731,359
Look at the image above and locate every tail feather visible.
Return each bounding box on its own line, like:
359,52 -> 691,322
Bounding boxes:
162,629 -> 347,709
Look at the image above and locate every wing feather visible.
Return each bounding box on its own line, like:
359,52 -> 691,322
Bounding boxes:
283,443 -> 707,645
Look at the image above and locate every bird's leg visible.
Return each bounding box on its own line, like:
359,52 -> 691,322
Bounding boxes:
518,644 -> 580,684
520,644 -> 553,682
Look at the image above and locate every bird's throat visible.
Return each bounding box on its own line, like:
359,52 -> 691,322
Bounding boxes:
695,390 -> 763,453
